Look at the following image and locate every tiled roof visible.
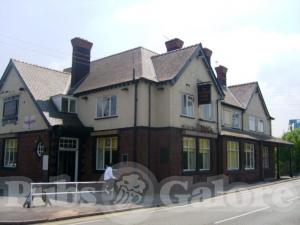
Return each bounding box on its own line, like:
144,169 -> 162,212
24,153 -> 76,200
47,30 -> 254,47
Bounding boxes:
12,59 -> 83,127
228,82 -> 257,108
151,44 -> 198,81
74,47 -> 158,94
74,45 -> 199,94
222,86 -> 244,109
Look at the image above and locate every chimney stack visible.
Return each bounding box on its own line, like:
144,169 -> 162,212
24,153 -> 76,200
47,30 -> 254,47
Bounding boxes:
203,48 -> 212,64
215,65 -> 228,87
71,37 -> 93,88
165,38 -> 184,52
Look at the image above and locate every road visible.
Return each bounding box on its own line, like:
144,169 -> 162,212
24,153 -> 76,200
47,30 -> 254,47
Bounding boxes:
43,178 -> 300,225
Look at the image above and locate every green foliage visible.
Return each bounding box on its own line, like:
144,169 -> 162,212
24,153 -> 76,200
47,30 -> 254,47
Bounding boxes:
282,128 -> 300,173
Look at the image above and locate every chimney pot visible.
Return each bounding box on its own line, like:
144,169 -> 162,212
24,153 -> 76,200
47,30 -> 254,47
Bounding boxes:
165,38 -> 184,52
215,65 -> 228,86
70,37 -> 93,89
203,47 -> 212,64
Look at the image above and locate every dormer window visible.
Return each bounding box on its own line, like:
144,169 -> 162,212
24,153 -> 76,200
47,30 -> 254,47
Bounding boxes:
52,95 -> 76,113
61,97 -> 76,113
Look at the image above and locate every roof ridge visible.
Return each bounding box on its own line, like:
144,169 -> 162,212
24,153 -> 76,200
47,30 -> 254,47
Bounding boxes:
12,59 -> 70,75
228,81 -> 258,88
151,44 -> 199,59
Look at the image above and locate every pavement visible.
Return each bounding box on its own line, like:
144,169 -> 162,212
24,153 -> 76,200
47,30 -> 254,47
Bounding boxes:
0,176 -> 299,225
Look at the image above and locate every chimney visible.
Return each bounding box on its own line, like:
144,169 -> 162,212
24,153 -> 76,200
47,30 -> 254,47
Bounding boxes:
203,48 -> 212,64
71,37 -> 93,88
215,65 -> 228,87
165,38 -> 184,52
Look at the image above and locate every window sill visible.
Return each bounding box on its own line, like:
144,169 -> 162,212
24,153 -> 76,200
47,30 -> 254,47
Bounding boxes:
2,166 -> 17,170
199,118 -> 215,123
244,168 -> 255,171
95,115 -> 118,120
180,114 -> 195,119
227,168 -> 239,172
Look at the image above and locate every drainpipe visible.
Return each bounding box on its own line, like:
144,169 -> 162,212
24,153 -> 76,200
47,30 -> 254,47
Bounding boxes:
148,82 -> 152,169
133,68 -> 138,162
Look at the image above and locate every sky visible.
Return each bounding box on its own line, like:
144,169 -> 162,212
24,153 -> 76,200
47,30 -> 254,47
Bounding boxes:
0,0 -> 299,137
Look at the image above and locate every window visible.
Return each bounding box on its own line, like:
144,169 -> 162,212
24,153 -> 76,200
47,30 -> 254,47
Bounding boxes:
245,143 -> 255,169
4,139 -> 18,168
199,138 -> 210,170
61,97 -> 76,113
183,137 -> 196,171
249,116 -> 256,131
263,147 -> 269,168
96,137 -> 118,170
202,104 -> 213,121
59,137 -> 78,150
223,109 -> 232,126
96,95 -> 117,118
3,96 -> 19,123
227,141 -> 239,170
181,94 -> 194,117
258,120 -> 264,132
232,112 -> 241,129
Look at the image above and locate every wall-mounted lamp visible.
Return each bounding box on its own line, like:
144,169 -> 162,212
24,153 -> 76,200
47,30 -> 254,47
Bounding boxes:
121,87 -> 129,91
157,86 -> 164,91
19,87 -> 25,91
82,96 -> 88,100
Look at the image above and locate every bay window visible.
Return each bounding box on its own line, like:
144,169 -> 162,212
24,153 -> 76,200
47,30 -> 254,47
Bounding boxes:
4,139 -> 18,168
96,136 -> 118,170
245,143 -> 255,169
263,147 -> 269,169
183,137 -> 196,171
199,138 -> 210,170
227,141 -> 239,170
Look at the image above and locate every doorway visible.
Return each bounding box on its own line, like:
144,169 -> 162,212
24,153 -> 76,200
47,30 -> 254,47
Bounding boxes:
58,137 -> 79,181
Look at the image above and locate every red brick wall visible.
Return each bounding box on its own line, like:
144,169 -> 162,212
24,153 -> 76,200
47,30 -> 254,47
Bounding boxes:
0,130 -> 49,182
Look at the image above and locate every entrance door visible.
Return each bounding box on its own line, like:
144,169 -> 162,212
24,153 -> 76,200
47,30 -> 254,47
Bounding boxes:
58,151 -> 76,181
58,137 -> 79,181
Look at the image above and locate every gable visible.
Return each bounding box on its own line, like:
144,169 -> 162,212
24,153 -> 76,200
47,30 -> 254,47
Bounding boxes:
0,66 -> 48,134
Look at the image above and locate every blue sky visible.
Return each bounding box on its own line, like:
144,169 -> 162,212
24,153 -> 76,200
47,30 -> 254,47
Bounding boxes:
0,0 -> 299,136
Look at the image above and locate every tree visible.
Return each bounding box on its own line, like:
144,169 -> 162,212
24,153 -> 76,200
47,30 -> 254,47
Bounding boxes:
282,128 -> 300,173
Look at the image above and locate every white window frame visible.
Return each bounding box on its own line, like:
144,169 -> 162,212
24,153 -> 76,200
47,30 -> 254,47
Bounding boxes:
258,120 -> 264,132
183,137 -> 196,171
96,136 -> 118,170
244,143 -> 255,170
4,139 -> 18,168
227,141 -> 239,170
249,116 -> 256,131
61,97 -> 77,113
199,138 -> 210,170
263,147 -> 269,169
96,95 -> 117,118
202,104 -> 214,121
223,109 -> 232,127
232,111 -> 241,129
181,94 -> 194,118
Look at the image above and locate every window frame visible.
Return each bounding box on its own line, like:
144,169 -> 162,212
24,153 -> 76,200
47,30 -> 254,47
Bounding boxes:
182,137 -> 196,171
258,119 -> 264,133
181,94 -> 195,118
227,141 -> 239,170
3,138 -> 18,168
244,143 -> 255,170
199,138 -> 211,171
249,116 -> 256,131
60,97 -> 77,113
202,104 -> 214,121
95,136 -> 118,171
96,95 -> 117,119
2,96 -> 19,123
263,146 -> 269,169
